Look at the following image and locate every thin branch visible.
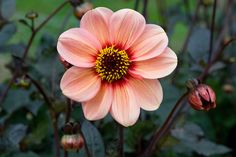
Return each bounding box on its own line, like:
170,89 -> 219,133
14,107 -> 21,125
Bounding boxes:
172,0 -> 201,80
142,1 -> 234,156
26,74 -> 53,110
0,0 -> 70,106
0,72 -> 17,106
142,0 -> 148,20
118,125 -> 124,157
208,0 -> 217,63
199,37 -> 236,81
26,74 -> 60,157
34,0 -> 69,33
64,98 -> 72,157
140,93 -> 188,157
52,115 -> 61,157
134,0 -> 140,11
181,0 -> 201,55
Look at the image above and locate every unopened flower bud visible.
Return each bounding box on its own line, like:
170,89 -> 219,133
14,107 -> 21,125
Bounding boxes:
61,122 -> 83,151
74,2 -> 93,19
26,11 -> 38,20
188,84 -> 216,111
61,134 -> 84,151
223,84 -> 234,94
59,56 -> 72,69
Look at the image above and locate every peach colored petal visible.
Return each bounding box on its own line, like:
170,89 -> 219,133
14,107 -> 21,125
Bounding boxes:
130,24 -> 168,61
57,28 -> 102,68
110,84 -> 140,127
129,47 -> 177,79
82,84 -> 113,120
81,7 -> 113,46
60,66 -> 101,102
109,9 -> 146,50
129,78 -> 163,111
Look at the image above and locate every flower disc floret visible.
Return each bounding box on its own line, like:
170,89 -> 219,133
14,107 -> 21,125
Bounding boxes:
95,46 -> 130,83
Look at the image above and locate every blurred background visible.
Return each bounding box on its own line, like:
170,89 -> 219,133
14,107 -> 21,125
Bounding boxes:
0,0 -> 235,157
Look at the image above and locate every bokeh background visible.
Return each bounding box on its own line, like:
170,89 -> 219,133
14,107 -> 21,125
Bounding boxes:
0,0 -> 236,157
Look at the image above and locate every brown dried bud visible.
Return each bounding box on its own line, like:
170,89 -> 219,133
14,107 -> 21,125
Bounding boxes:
74,2 -> 93,19
61,134 -> 84,151
188,84 -> 216,111
223,84 -> 234,94
59,56 -> 72,69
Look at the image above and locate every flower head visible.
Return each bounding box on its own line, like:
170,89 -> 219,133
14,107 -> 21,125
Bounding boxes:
57,7 -> 177,126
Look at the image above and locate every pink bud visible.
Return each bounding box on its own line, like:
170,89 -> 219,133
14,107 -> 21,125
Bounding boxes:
188,84 -> 216,111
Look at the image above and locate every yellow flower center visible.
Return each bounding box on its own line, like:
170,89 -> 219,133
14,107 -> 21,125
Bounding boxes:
95,46 -> 130,83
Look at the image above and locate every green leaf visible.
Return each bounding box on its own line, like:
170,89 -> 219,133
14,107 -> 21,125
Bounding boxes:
0,124 -> 27,150
6,124 -> 27,146
171,123 -> 204,142
0,23 -> 16,46
172,123 -> 231,156
79,120 -> 105,157
187,27 -> 210,61
0,0 -> 16,20
187,139 -> 231,156
11,152 -> 40,157
2,88 -> 31,114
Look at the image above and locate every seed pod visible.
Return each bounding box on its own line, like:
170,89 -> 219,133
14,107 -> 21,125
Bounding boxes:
26,11 -> 38,20
188,84 -> 216,111
61,134 -> 84,151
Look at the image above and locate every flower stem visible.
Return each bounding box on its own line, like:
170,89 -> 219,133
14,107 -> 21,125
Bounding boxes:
208,0 -> 217,63
118,124 -> 124,157
140,93 -> 188,157
142,0 -> 148,20
134,0 -> 140,11
26,74 -> 60,157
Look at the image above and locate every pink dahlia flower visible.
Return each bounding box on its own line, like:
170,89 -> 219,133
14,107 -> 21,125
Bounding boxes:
57,7 -> 177,127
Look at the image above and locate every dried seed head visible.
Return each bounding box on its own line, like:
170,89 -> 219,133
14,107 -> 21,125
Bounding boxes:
61,134 -> 84,151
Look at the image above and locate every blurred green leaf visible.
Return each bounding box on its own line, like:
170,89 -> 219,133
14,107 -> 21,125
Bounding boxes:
0,23 -> 16,46
0,124 -> 27,151
187,139 -> 231,156
0,0 -> 15,20
11,151 -> 39,157
2,88 -> 31,113
171,123 -> 204,142
187,27 -> 210,61
172,123 -> 231,156
80,120 -> 105,157
6,124 -> 27,146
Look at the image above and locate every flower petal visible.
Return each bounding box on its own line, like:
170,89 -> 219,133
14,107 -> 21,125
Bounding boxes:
129,78 -> 163,111
110,83 -> 140,127
60,66 -> 101,102
130,24 -> 168,61
57,28 -> 102,68
82,83 -> 113,120
81,7 -> 113,46
109,9 -> 146,50
129,47 -> 177,79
